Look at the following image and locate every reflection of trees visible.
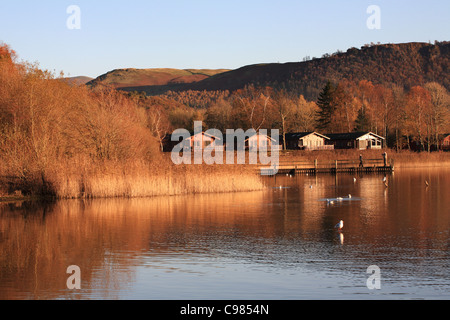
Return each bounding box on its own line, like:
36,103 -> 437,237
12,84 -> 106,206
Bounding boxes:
0,200 -> 137,299
1,170 -> 448,299
0,193 -> 276,299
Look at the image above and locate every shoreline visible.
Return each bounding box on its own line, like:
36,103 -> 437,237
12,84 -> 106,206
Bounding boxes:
1,158 -> 448,203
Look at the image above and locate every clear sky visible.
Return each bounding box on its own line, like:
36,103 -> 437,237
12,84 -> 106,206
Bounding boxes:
1,0 -> 449,78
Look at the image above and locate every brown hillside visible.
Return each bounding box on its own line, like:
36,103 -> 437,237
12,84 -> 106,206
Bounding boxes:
87,68 -> 230,91
188,41 -> 449,100
63,76 -> 94,86
99,42 -> 448,101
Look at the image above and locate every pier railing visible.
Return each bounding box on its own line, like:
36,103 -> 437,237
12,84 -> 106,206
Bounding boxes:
259,158 -> 394,175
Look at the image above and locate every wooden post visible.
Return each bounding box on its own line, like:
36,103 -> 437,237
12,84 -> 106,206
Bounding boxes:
382,152 -> 387,167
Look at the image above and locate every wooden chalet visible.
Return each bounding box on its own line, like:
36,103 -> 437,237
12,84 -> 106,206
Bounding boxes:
162,132 -> 223,152
184,132 -> 222,150
441,133 -> 450,151
325,132 -> 385,150
245,132 -> 281,151
283,132 -> 333,150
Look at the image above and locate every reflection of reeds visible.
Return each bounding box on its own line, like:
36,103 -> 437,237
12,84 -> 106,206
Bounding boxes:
0,191 -> 272,299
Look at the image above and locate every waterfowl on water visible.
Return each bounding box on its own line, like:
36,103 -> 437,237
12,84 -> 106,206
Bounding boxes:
335,220 -> 344,230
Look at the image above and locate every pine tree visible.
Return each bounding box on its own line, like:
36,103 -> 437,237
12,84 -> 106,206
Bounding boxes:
316,81 -> 336,131
354,107 -> 370,132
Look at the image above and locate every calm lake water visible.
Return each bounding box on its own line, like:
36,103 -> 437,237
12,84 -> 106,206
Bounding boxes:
0,168 -> 449,300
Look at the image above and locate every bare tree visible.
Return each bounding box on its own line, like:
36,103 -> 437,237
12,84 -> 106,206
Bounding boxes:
424,82 -> 450,150
147,106 -> 170,152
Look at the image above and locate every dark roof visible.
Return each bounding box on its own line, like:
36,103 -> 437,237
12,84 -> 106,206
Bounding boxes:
284,132 -> 314,139
326,132 -> 385,141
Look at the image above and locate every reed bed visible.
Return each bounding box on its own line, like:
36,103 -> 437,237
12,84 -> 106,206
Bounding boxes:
38,157 -> 265,199
2,148 -> 447,200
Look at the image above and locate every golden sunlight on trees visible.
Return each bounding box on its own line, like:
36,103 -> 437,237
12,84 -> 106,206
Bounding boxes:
1,42 -> 448,199
406,86 -> 432,151
424,82 -> 450,150
290,95 -> 318,133
0,44 -> 264,199
0,44 -> 160,195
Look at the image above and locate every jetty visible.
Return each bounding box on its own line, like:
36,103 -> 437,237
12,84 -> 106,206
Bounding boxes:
259,158 -> 394,175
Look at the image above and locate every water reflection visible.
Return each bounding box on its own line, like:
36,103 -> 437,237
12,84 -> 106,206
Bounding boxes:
0,168 -> 449,299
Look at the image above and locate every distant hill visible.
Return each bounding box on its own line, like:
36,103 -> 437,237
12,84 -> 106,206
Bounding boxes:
87,42 -> 449,101
86,68 -> 230,93
63,76 -> 94,85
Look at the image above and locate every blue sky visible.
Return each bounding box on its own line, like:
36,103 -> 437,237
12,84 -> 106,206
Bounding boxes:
0,0 -> 448,78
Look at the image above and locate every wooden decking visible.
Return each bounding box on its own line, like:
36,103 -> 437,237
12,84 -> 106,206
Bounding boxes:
259,158 -> 394,175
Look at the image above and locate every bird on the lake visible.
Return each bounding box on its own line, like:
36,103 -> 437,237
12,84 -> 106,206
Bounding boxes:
327,199 -> 334,205
353,177 -> 357,183
382,177 -> 387,182
309,185 -> 313,189
337,197 -> 343,201
425,180 -> 429,187
335,220 -> 344,230
348,194 -> 352,198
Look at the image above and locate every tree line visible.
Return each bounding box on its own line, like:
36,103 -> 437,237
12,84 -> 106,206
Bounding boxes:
315,79 -> 449,151
134,80 -> 449,152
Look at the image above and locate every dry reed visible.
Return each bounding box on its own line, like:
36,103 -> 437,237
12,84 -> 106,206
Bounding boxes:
42,157 -> 265,199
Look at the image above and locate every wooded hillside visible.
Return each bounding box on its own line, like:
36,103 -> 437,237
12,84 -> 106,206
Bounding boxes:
89,42 -> 449,101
